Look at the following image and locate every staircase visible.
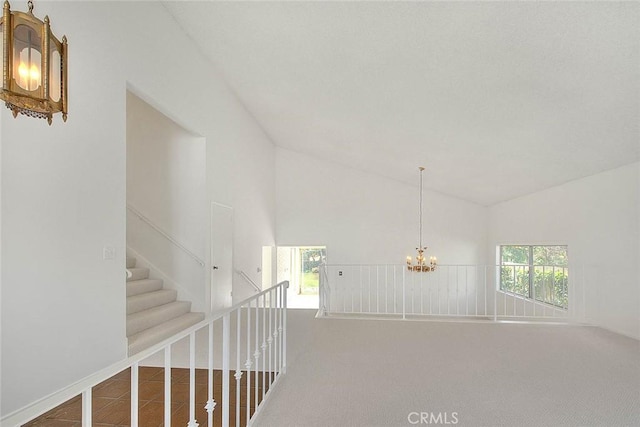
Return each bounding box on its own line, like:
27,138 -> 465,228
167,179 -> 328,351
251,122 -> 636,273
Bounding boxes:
126,256 -> 205,355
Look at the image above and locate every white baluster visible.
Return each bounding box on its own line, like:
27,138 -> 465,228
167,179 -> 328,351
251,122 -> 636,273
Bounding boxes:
82,388 -> 91,427
254,295 -> 260,413
420,268 -> 423,315
278,285 -> 286,372
235,308 -> 242,427
246,301 -> 252,423
206,324 -> 215,427
268,289 -> 274,387
359,265 -> 363,315
131,362 -> 139,427
165,346 -> 173,427
376,265 -> 380,313
465,266 -> 469,316
188,332 -> 198,427
402,265 -> 406,319
222,313 -> 230,427
262,294 -> 267,401
436,268 -> 442,315
494,266 -> 498,321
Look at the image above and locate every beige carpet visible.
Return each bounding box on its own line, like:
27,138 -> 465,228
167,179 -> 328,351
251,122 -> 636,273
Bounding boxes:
255,310 -> 640,426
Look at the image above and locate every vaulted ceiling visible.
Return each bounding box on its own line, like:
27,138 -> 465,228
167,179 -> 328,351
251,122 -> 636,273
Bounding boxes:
163,1 -> 639,205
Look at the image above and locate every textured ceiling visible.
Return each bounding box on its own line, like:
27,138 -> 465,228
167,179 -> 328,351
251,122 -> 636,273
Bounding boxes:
163,1 -> 639,205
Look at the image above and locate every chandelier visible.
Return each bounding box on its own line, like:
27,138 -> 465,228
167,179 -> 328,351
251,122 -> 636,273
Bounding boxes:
406,167 -> 437,272
1,1 -> 68,124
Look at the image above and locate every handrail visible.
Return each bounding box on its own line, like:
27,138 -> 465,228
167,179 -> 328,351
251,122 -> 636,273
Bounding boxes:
1,281 -> 290,427
237,270 -> 262,293
126,204 -> 205,267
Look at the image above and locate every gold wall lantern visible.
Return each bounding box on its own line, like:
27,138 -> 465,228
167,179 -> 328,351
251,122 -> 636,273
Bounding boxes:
1,0 -> 67,125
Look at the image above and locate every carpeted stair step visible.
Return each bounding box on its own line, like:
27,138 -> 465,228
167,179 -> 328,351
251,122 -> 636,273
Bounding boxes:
126,267 -> 149,282
128,312 -> 205,355
127,289 -> 178,315
126,279 -> 163,297
126,257 -> 137,268
127,301 -> 192,336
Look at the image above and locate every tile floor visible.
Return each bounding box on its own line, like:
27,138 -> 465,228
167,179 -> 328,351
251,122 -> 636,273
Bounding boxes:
22,367 -> 272,427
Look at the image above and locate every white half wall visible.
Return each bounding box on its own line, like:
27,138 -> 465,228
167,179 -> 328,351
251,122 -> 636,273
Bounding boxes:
488,162 -> 640,339
1,1 -> 275,417
276,147 -> 488,266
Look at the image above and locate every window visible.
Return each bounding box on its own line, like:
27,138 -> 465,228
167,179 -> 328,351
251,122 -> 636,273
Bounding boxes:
499,245 -> 568,309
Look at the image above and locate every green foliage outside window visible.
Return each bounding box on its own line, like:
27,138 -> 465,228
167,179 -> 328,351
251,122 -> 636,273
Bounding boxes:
500,245 -> 568,309
300,248 -> 326,295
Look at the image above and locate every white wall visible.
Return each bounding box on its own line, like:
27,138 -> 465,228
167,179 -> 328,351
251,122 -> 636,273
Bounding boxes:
1,1 -> 275,417
276,148 -> 488,266
488,162 -> 640,339
126,92 -> 207,312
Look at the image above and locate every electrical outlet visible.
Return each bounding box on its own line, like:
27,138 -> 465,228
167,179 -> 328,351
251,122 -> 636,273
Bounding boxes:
339,271 -> 343,276
103,246 -> 116,260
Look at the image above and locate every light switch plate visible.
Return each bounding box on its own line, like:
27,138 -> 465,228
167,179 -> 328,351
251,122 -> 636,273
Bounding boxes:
103,246 -> 116,260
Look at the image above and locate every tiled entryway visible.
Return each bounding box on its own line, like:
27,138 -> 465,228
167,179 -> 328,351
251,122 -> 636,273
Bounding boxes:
22,367 -> 270,427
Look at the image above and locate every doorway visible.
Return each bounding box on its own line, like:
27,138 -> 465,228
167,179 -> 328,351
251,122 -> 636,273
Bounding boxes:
211,203 -> 233,311
277,246 -> 326,309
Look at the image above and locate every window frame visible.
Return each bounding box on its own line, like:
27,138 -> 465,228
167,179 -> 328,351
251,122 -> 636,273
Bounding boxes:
498,244 -> 569,310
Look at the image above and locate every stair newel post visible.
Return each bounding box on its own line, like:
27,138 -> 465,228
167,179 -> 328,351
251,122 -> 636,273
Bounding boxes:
235,308 -> 242,427
273,286 -> 279,379
222,313 -> 230,427
188,332 -> 197,427
131,362 -> 139,427
164,346 -> 172,427
278,285 -> 283,374
254,295 -> 260,413
283,281 -> 288,373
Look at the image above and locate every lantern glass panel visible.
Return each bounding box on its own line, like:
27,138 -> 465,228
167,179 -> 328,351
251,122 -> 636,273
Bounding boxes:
13,24 -> 42,92
49,46 -> 61,102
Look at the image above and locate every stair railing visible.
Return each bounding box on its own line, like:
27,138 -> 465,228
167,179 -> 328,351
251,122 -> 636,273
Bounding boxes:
2,281 -> 290,427
126,204 -> 205,267
237,269 -> 262,293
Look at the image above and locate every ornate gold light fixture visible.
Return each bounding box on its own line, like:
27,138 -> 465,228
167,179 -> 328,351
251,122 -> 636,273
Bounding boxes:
1,0 -> 67,125
406,167 -> 437,272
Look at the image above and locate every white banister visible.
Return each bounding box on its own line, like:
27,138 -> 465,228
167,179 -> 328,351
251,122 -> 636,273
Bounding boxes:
3,281 -> 290,427
127,204 -> 205,267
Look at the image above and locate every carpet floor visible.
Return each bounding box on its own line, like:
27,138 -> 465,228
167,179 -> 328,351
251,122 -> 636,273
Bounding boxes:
256,311 -> 640,427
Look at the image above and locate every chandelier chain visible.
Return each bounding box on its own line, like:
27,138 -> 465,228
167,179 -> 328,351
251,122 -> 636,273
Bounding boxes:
418,166 -> 424,249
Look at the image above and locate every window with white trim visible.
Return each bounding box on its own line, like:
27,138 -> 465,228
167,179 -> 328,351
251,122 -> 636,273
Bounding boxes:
499,245 -> 568,309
